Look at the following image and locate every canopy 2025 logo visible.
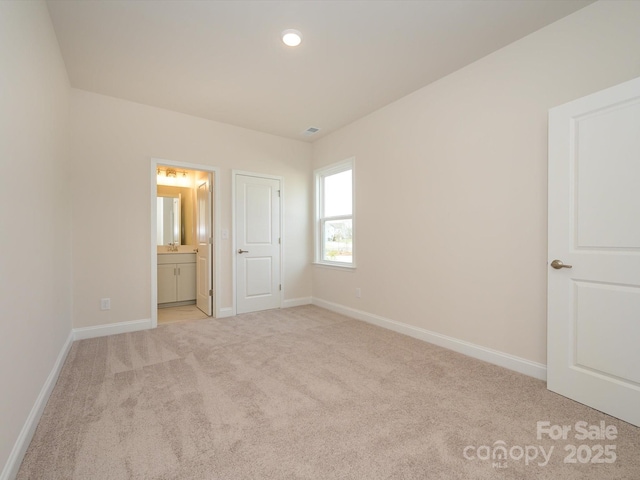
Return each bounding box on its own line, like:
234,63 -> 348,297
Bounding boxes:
463,420 -> 618,469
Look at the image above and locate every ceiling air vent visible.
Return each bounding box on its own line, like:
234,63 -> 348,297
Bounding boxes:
302,126 -> 320,136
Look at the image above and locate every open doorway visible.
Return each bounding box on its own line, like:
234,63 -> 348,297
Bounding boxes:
151,159 -> 219,327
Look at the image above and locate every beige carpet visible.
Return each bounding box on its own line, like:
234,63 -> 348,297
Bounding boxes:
17,306 -> 640,479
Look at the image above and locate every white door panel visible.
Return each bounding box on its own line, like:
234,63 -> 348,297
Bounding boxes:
548,76 -> 640,427
245,257 -> 273,296
196,173 -> 213,316
235,174 -> 281,314
576,102 -> 640,248
246,184 -> 273,243
574,281 -> 640,384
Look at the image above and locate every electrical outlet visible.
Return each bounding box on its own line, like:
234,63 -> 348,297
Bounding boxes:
355,288 -> 361,298
100,298 -> 111,310
222,228 -> 229,240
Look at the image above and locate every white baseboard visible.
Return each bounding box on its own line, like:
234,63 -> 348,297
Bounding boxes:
73,318 -> 152,341
312,298 -> 547,381
1,331 -> 74,480
217,307 -> 234,318
282,297 -> 312,308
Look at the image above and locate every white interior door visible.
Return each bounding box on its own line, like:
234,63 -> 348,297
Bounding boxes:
196,172 -> 213,316
235,174 -> 281,314
548,76 -> 640,427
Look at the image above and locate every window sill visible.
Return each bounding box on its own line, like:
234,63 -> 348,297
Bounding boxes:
312,262 -> 356,271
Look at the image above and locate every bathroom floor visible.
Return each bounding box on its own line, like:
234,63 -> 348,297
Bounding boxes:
157,304 -> 209,325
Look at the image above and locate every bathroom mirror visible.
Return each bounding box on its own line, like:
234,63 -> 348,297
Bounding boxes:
157,195 -> 181,246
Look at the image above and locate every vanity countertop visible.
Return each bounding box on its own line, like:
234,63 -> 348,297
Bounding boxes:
157,252 -> 196,265
157,245 -> 198,255
157,251 -> 197,255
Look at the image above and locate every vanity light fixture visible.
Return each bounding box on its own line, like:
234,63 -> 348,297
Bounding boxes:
281,29 -> 302,47
156,167 -> 190,187
157,167 -> 188,178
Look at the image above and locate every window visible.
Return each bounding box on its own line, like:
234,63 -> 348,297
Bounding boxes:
314,159 -> 354,267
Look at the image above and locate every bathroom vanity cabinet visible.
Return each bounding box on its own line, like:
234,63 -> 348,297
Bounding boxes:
157,253 -> 196,305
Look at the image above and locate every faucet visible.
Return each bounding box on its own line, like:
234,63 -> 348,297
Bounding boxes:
168,242 -> 179,252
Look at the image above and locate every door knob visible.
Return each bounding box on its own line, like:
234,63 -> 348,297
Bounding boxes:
550,259 -> 572,269
238,249 -> 249,254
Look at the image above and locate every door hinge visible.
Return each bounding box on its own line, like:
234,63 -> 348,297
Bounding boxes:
278,237 -> 281,244
208,237 -> 213,244
209,289 -> 213,296
279,284 -> 282,291
277,189 -> 281,197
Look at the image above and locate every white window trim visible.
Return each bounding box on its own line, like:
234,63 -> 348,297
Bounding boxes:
314,158 -> 355,269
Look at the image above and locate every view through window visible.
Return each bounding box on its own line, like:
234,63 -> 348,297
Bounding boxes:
315,159 -> 354,265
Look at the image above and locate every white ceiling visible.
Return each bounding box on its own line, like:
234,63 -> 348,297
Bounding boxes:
47,0 -> 593,142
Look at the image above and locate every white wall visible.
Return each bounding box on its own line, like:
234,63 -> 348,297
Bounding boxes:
312,1 -> 640,365
0,0 -> 72,474
70,90 -> 312,328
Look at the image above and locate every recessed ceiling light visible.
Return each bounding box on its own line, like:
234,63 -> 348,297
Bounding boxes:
281,29 -> 302,47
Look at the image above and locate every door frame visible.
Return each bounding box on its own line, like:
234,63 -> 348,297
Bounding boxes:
150,158 -> 221,326
231,170 -> 284,316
